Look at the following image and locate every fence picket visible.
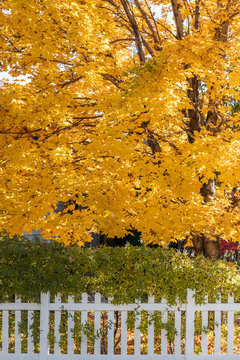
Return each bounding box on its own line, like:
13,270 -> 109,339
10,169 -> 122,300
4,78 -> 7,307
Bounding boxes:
94,293 -> 101,355
147,296 -> 154,356
214,295 -> 221,355
54,295 -> 61,355
27,310 -> 34,353
227,294 -> 234,355
80,292 -> 88,356
185,289 -> 195,360
201,295 -> 208,356
161,298 -> 168,356
201,309 -> 208,355
121,310 -> 127,355
174,309 -> 181,355
134,299 -> 141,355
39,292 -> 49,360
15,297 -> 21,355
107,297 -> 114,356
2,310 -> 9,355
67,296 -> 74,355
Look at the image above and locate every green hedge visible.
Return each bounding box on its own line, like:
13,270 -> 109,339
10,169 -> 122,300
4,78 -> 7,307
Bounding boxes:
0,234 -> 239,304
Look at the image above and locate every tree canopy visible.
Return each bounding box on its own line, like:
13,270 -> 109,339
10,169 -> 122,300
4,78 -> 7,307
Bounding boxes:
0,0 -> 240,252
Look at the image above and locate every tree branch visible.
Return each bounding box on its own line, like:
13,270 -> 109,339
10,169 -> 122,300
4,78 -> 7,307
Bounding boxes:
100,73 -> 123,89
194,0 -> 200,30
144,0 -> 162,48
171,0 -> 184,40
156,20 -> 178,39
60,76 -> 83,88
133,0 -> 162,50
120,0 -> 146,63
41,115 -> 102,142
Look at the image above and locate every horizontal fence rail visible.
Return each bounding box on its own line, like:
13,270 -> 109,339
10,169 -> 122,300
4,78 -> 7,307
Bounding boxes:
0,290 -> 240,359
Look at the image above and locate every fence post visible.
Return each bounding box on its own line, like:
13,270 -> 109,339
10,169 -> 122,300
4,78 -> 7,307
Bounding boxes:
185,289 -> 195,360
40,292 -> 50,360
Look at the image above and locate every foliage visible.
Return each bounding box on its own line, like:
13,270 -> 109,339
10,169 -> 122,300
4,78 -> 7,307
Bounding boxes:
0,235 -> 240,305
0,1 -> 240,247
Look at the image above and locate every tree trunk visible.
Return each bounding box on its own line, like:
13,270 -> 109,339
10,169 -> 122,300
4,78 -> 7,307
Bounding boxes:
192,235 -> 220,259
180,0 -> 229,258
192,176 -> 220,258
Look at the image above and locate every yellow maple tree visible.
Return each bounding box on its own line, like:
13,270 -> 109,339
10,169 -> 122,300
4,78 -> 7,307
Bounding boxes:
0,0 -> 240,256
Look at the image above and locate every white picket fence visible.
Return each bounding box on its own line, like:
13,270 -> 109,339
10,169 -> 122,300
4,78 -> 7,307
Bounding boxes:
0,290 -> 240,359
